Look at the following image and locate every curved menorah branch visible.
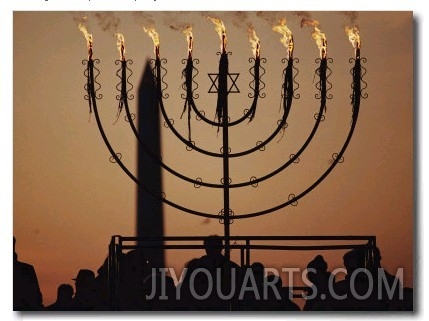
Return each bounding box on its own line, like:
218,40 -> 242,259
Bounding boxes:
234,107 -> 358,219
231,56 -> 365,219
118,60 -> 229,189
157,56 -> 294,158
155,55 -> 360,218
156,58 -> 224,158
229,57 -> 297,158
85,58 -> 221,219
129,57 -> 331,191
84,53 -> 365,221
230,58 -> 328,188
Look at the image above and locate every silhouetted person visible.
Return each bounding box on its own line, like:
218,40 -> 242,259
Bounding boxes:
240,262 -> 266,310
94,257 -> 110,310
13,237 -> 43,310
199,235 -> 241,310
176,257 -> 212,310
71,269 -> 98,310
332,248 -> 377,310
371,247 -> 408,310
46,284 -> 74,311
118,249 -> 149,310
200,235 -> 228,267
303,255 -> 334,311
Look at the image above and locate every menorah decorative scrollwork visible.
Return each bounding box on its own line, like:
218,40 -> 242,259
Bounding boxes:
79,17 -> 367,262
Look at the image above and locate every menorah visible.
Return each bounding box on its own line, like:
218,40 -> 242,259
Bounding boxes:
79,17 -> 367,263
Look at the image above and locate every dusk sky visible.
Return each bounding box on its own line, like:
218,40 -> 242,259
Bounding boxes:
1,1 -> 426,320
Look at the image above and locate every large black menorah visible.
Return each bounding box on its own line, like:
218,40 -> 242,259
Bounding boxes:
80,18 -> 367,263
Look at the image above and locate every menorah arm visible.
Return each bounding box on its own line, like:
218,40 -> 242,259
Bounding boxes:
90,91 -> 219,219
81,58 -> 220,219
232,99 -> 359,219
124,57 -> 289,190
229,57 -> 362,219
114,56 -> 291,191
228,57 -> 296,158
153,57 -> 333,191
121,76 -> 228,189
229,94 -> 326,188
159,84 -> 292,161
158,56 -> 295,159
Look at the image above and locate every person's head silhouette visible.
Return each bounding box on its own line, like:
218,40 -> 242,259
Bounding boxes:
203,235 -> 223,257
56,284 -> 74,303
343,248 -> 365,275
72,269 -> 95,293
306,255 -> 328,285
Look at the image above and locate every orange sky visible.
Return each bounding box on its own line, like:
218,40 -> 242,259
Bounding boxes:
9,8 -> 416,316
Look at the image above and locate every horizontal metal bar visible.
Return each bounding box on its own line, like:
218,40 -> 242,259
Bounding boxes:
121,244 -> 368,251
116,235 -> 375,242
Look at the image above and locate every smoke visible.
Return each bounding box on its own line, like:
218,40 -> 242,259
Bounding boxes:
133,12 -> 196,34
256,11 -> 288,26
301,18 -> 320,29
293,11 -> 312,20
73,12 -> 122,37
94,12 -> 121,35
72,12 -> 88,25
292,11 -> 320,29
167,22 -> 193,32
133,12 -> 156,28
202,12 -> 221,22
256,11 -> 314,28
343,11 -> 359,26
162,12 -> 194,32
231,11 -> 249,29
341,11 -> 359,29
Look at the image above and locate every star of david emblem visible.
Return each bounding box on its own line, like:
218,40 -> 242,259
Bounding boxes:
208,73 -> 240,93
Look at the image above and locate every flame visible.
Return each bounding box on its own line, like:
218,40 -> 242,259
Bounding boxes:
78,22 -> 93,59
272,18 -> 294,58
183,26 -> 193,58
301,19 -> 327,58
248,27 -> 260,58
115,33 -> 125,61
345,26 -> 361,56
206,16 -> 227,53
143,26 -> 160,57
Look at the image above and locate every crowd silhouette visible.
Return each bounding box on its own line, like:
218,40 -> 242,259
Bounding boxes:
13,235 -> 413,311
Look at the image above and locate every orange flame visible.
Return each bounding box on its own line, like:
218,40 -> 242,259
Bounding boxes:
183,26 -> 193,59
248,27 -> 260,58
301,19 -> 327,59
115,33 -> 125,61
143,26 -> 160,58
345,26 -> 361,58
78,22 -> 93,59
206,16 -> 227,53
272,18 -> 294,58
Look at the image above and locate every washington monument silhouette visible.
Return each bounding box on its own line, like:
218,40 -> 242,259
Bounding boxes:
136,61 -> 165,269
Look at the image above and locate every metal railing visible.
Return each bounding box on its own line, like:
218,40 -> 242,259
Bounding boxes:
108,235 -> 376,310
